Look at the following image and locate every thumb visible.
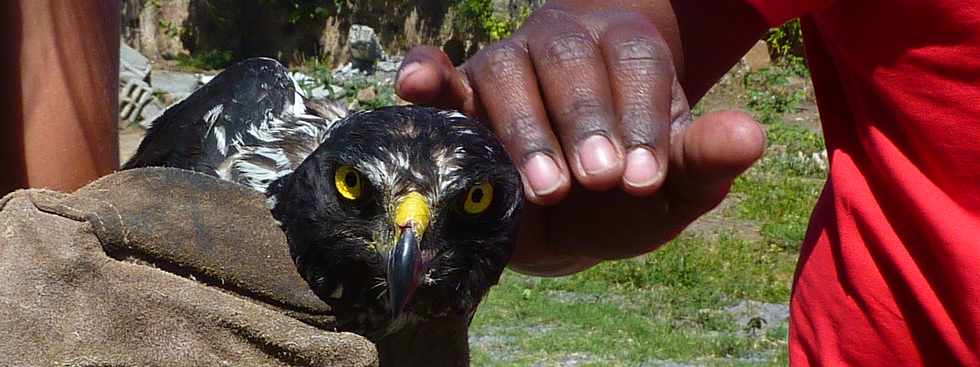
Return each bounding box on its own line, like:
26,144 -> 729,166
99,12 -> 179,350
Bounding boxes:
667,110 -> 766,221
395,46 -> 476,115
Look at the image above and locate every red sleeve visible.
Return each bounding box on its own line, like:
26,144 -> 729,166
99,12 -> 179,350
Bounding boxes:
742,0 -> 836,26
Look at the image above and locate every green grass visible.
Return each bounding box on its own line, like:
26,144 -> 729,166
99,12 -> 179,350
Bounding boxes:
469,63 -> 825,366
732,174 -> 823,252
742,65 -> 807,125
471,233 -> 796,366
295,61 -> 398,109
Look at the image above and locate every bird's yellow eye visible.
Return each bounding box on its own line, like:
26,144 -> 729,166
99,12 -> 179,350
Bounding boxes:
334,165 -> 364,200
463,182 -> 494,214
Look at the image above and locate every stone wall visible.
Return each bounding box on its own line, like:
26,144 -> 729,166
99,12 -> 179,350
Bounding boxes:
121,0 -> 543,67
122,0 -> 191,60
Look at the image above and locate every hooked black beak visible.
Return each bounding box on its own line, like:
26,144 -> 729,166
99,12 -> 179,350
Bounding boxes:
387,223 -> 423,318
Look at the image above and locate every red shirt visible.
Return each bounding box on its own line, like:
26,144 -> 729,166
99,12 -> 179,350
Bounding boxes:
744,1 -> 980,365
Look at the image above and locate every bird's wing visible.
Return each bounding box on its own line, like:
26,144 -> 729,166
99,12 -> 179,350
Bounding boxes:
123,58 -> 347,194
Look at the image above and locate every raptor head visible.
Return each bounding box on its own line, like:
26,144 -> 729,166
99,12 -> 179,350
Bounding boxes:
271,106 -> 523,339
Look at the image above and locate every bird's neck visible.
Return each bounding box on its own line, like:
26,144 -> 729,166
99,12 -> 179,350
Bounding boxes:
376,315 -> 470,367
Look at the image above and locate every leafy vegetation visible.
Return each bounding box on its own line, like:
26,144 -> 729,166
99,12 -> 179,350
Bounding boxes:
277,0 -> 343,24
765,20 -> 805,66
295,61 -> 398,109
741,66 -> 806,125
172,0 -> 533,70
175,49 -> 235,70
452,0 -> 530,41
471,232 -> 797,365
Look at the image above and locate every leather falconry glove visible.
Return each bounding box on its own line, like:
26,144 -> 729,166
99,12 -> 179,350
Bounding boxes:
0,167 -> 378,366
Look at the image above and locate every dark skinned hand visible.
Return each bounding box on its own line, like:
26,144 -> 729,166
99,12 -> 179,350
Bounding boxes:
395,0 -> 766,276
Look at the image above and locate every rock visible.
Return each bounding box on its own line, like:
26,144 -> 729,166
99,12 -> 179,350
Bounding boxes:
199,74 -> 216,85
151,70 -> 201,96
126,0 -> 190,60
556,353 -> 599,367
289,72 -> 316,85
289,71 -> 318,97
331,63 -> 359,82
120,42 -> 151,83
330,85 -> 348,99
119,78 -> 163,129
307,86 -> 330,99
641,359 -> 698,367
724,300 -> 789,337
289,72 -> 341,100
379,55 -> 404,73
139,100 -> 165,127
377,60 -> 399,73
153,0 -> 191,59
356,86 -> 378,103
338,63 -> 355,74
743,41 -> 772,72
348,25 -> 383,72
394,94 -> 412,106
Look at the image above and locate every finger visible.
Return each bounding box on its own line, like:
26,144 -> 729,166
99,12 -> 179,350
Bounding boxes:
666,110 -> 766,224
598,16 -> 678,196
395,46 -> 477,115
525,10 -> 623,190
464,40 -> 572,205
541,111 -> 765,261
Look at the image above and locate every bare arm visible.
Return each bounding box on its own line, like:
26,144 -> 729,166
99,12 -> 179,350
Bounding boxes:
1,1 -> 120,194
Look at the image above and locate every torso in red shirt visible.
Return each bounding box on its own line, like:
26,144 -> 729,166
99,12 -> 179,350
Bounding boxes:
743,0 -> 980,364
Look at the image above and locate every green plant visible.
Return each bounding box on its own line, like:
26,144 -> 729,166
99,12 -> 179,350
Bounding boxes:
293,57 -> 335,97
359,86 -> 397,109
175,49 -> 235,70
158,19 -> 181,39
742,66 -> 805,124
254,0 -> 349,25
764,19 -> 810,76
452,0 -> 526,42
766,20 -> 803,62
733,174 -> 822,251
468,230 -> 797,365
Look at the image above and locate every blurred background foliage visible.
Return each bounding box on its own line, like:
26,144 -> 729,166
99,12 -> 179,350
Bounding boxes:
123,0 -> 540,70
765,19 -> 806,67
125,0 -> 804,72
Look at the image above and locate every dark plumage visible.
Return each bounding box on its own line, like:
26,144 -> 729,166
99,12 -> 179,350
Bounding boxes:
125,58 -> 523,366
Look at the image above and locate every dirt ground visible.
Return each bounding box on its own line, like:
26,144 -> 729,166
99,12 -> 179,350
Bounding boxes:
118,125 -> 145,165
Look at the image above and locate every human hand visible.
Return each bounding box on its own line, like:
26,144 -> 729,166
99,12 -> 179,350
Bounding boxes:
395,1 -> 765,275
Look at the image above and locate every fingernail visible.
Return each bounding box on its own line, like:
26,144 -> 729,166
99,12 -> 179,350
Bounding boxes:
578,135 -> 618,176
396,62 -> 422,90
624,148 -> 662,188
524,153 -> 562,196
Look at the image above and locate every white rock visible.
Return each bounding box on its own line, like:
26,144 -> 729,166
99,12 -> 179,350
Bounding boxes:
120,41 -> 151,83
199,74 -> 216,85
348,25 -> 383,72
151,70 -> 201,95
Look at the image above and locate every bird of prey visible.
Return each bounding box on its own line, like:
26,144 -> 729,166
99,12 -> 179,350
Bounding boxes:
124,58 -> 523,366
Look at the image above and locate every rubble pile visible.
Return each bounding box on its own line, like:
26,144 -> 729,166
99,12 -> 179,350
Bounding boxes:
119,25 -> 403,129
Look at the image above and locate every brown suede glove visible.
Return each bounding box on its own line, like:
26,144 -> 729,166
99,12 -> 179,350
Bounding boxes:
0,168 -> 377,366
